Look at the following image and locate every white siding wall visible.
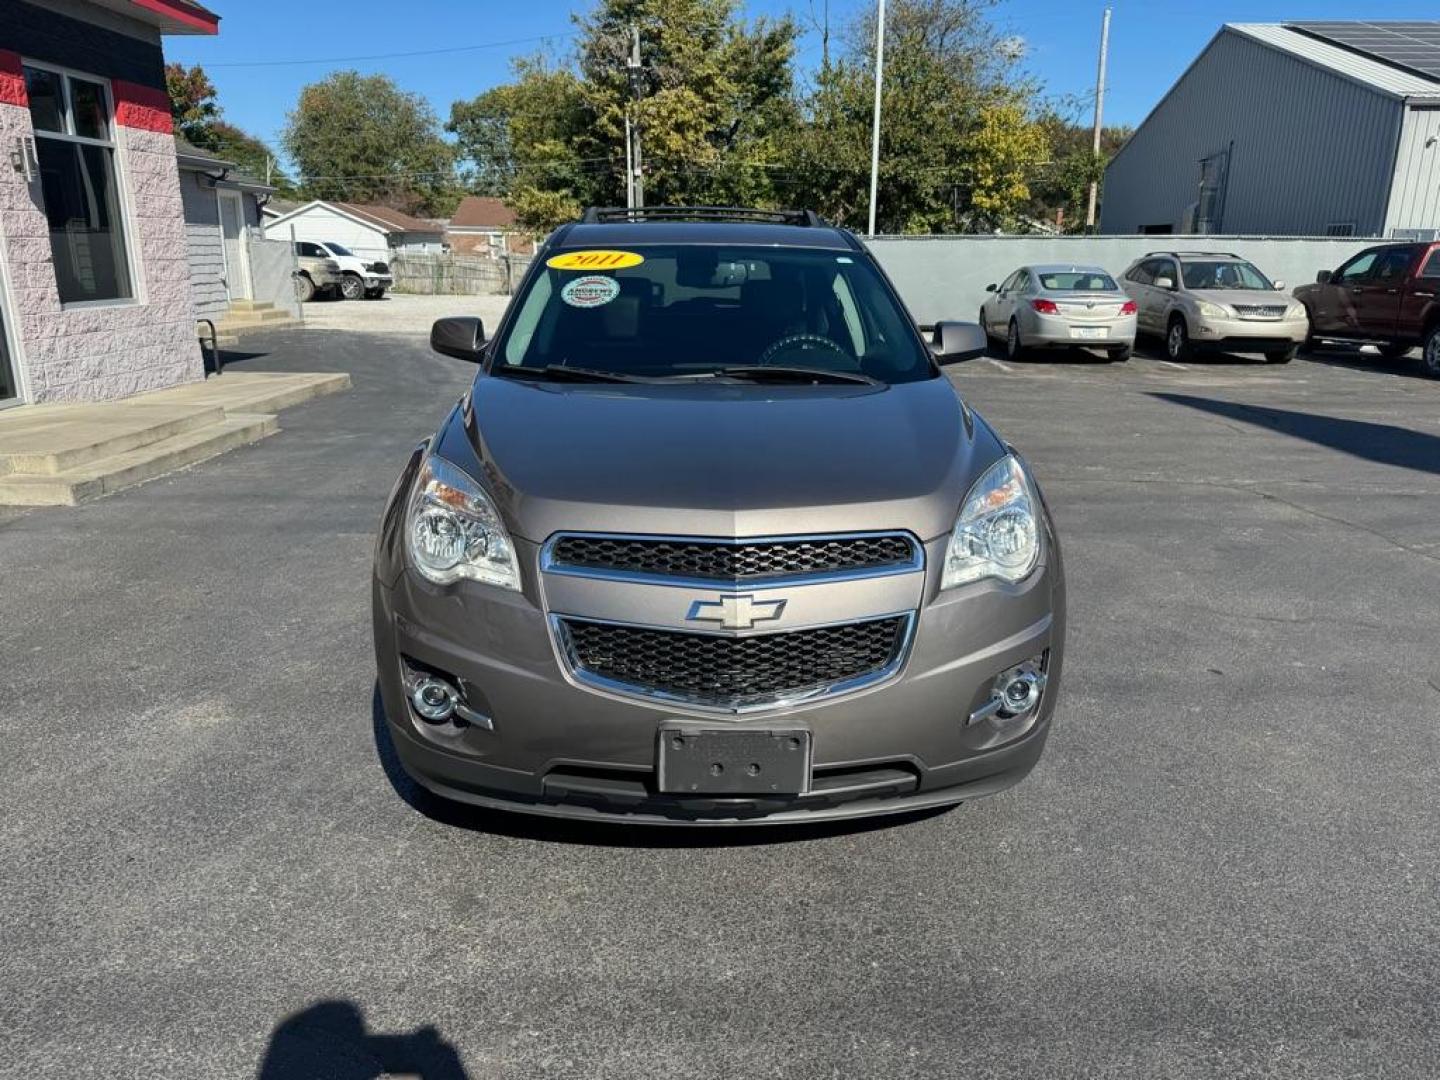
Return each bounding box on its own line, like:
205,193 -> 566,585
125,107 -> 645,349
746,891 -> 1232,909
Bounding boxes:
179,170 -> 227,320
263,205 -> 391,261
1102,30 -> 1404,236
1385,107 -> 1440,236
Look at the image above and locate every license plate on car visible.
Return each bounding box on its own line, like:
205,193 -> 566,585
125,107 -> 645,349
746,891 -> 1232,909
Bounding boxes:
657,725 -> 811,795
1070,326 -> 1107,339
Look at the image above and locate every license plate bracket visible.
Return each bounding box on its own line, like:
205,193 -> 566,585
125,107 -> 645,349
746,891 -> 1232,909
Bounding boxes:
657,725 -> 812,795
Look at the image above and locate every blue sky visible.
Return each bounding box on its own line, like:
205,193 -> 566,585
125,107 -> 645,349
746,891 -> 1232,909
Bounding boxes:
167,0 -> 1432,160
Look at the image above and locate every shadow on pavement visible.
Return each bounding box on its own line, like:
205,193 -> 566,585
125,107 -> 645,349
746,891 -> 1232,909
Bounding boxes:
370,684 -> 954,847
256,1000 -> 468,1079
1150,392 -> 1440,476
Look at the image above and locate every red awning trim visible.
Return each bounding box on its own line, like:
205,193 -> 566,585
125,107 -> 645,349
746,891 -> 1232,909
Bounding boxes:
126,0 -> 219,34
0,50 -> 25,108
113,79 -> 172,133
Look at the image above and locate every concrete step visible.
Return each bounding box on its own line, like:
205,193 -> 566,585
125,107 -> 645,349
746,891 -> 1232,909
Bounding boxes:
214,317 -> 303,337
0,404 -> 229,476
0,415 -> 278,506
219,307 -> 294,325
226,300 -> 276,313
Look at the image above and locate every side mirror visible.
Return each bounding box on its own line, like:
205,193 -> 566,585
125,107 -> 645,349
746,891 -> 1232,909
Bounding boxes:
985,283 -> 997,293
430,317 -> 486,362
1272,280 -> 1285,290
1153,276 -> 1175,291
930,320 -> 988,364
1316,270 -> 1333,285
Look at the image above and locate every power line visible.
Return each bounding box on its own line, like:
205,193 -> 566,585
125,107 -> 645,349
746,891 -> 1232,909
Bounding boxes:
203,31 -> 579,69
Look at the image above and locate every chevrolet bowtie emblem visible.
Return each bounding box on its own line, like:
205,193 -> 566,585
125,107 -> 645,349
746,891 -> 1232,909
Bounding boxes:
687,594 -> 787,630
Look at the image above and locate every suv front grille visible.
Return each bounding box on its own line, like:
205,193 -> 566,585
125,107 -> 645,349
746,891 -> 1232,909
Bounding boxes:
1231,304 -> 1287,320
557,615 -> 909,709
547,534 -> 918,583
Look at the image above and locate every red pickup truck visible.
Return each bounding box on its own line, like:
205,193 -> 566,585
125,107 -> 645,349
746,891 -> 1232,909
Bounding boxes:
1293,241 -> 1440,378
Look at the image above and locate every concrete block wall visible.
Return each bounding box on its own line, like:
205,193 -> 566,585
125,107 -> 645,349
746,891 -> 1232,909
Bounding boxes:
867,234 -> 1383,327
0,50 -> 203,405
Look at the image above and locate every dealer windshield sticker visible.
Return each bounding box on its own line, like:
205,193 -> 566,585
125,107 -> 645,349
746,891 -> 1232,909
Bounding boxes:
561,275 -> 621,308
547,250 -> 645,271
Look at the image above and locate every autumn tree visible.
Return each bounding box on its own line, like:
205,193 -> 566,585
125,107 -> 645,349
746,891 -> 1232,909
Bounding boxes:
164,62 -> 295,194
284,71 -> 459,215
782,0 -> 1050,232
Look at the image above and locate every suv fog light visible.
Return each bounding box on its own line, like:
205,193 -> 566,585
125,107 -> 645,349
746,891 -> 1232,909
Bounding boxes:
967,655 -> 1048,728
403,661 -> 493,730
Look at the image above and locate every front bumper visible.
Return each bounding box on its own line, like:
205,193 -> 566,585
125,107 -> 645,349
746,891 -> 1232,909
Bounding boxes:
1190,314 -> 1307,350
373,536 -> 1065,825
364,275 -> 394,289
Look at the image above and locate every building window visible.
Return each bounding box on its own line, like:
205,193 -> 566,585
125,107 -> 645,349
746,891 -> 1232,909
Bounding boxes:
24,63 -> 134,306
1325,223 -> 1356,237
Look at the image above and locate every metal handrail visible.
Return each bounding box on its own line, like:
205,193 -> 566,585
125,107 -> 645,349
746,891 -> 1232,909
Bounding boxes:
197,319 -> 222,376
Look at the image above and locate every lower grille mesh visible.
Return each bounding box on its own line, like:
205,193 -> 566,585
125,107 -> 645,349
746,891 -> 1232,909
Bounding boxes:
559,616 -> 907,707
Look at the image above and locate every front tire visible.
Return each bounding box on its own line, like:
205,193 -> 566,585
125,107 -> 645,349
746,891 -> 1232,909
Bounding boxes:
293,273 -> 315,303
1421,324 -> 1440,379
365,287 -> 388,300
340,273 -> 365,301
1264,345 -> 1297,365
1166,316 -> 1192,361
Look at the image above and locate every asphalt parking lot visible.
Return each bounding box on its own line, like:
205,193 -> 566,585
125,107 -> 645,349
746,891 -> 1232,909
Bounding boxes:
2,329 -> 1438,1078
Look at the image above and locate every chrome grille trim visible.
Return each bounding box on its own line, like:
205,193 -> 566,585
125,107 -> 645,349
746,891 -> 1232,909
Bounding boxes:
540,530 -> 924,588
1231,304 -> 1287,320
550,612 -> 916,714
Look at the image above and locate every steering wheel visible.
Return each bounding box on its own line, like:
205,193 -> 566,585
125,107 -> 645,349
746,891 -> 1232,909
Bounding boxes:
757,333 -> 852,368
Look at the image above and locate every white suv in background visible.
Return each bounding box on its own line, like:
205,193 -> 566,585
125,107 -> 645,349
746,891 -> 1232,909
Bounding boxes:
1121,251 -> 1307,364
299,241 -> 393,300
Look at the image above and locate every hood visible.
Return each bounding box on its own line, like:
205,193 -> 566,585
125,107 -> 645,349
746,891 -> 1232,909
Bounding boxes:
436,375 -> 999,543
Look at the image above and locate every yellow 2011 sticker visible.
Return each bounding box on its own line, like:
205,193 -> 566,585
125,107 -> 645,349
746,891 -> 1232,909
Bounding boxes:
546,250 -> 645,271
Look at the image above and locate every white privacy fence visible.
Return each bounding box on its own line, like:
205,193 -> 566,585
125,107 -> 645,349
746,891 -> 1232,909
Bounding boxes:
245,237 -> 301,318
865,234 -> 1384,326
390,253 -> 533,296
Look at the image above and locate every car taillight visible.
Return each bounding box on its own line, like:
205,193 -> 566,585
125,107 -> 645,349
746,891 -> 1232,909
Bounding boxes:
1031,299 -> 1059,315
1120,300 -> 1138,315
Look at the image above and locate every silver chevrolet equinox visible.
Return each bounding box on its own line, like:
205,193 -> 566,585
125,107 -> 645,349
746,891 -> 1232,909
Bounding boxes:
372,207 -> 1066,825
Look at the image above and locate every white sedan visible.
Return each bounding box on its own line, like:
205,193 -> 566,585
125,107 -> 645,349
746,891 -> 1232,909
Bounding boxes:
980,264 -> 1138,361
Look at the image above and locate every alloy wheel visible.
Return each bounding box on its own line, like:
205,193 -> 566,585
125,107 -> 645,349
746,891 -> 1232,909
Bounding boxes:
1167,322 -> 1185,360
1424,328 -> 1440,377
340,275 -> 365,300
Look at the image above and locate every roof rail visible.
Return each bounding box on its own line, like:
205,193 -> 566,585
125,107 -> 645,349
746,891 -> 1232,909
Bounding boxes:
580,206 -> 828,227
1145,250 -> 1242,259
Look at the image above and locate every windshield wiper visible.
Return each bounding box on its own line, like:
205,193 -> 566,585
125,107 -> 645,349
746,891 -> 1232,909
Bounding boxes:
709,365 -> 881,386
493,365 -> 642,384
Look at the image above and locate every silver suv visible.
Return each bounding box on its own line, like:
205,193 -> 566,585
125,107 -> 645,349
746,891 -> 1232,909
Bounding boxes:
1121,251 -> 1307,364
372,207 -> 1066,825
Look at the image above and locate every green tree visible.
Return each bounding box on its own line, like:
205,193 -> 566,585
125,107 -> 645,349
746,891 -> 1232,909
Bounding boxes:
782,0 -> 1050,232
207,121 -> 297,197
1025,107 -> 1131,232
283,71 -> 458,215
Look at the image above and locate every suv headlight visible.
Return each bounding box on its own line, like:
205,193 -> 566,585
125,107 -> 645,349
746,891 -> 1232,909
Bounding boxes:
1197,300 -> 1229,319
941,455 -> 1041,590
405,454 -> 521,590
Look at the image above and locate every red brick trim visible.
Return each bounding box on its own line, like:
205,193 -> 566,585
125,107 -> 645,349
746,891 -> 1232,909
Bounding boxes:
126,0 -> 219,34
0,50 -> 25,108
113,79 -> 172,133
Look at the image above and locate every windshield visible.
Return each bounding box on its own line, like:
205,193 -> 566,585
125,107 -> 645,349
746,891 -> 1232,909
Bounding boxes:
493,245 -> 933,384
1037,271 -> 1117,292
1181,260 -> 1273,291
325,243 -> 354,257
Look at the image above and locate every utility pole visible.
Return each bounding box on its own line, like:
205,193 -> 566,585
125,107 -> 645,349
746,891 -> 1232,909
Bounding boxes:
627,23 -> 645,209
1086,6 -> 1112,230
866,0 -> 886,237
